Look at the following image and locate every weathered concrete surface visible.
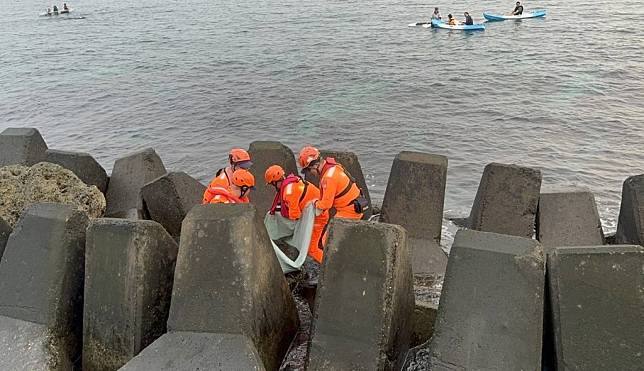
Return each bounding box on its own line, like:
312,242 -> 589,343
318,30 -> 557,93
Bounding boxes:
248,141 -> 298,216
0,217 -> 10,258
381,151 -> 447,244
0,316 -> 71,371
537,187 -> 604,250
105,148 -> 167,219
0,162 -> 105,227
615,174 -> 644,245
141,172 -> 204,240
0,127 -> 48,166
166,204 -> 298,371
0,203 -> 89,370
83,219 -> 179,371
119,332 -> 265,371
410,301 -> 437,348
469,163 -> 542,238
308,220 -> 414,371
45,149 -> 108,193
547,245 -> 644,371
408,237 -> 447,277
408,230 -> 545,371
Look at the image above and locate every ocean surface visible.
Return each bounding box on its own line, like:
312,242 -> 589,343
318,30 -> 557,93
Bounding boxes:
1,0 -> 643,245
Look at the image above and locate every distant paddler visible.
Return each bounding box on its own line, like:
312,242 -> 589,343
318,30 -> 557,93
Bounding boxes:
511,1 -> 524,15
431,7 -> 441,21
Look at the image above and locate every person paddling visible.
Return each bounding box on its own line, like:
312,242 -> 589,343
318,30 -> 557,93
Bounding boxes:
63,3 -> 69,11
463,12 -> 473,25
511,1 -> 524,15
447,14 -> 457,25
431,7 -> 441,20
53,5 -> 58,13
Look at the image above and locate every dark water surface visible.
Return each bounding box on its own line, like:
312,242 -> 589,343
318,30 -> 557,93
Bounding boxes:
2,0 -> 643,243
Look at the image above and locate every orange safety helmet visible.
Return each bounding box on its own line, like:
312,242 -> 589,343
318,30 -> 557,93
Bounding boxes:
264,165 -> 285,184
229,148 -> 252,169
298,146 -> 321,169
231,169 -> 256,189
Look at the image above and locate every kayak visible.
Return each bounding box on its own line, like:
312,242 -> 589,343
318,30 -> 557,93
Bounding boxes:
40,9 -> 73,16
429,19 -> 485,31
483,9 -> 546,21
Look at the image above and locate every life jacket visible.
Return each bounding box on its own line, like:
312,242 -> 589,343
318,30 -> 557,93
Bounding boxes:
320,158 -> 360,204
269,174 -> 309,218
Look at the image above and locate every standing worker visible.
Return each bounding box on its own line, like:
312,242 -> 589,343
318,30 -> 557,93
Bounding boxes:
208,169 -> 255,204
298,146 -> 369,220
265,165 -> 329,263
203,148 -> 253,204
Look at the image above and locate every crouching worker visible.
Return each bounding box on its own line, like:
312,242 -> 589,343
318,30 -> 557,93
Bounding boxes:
298,146 -> 369,220
203,148 -> 253,204
208,169 -> 255,204
265,165 -> 329,263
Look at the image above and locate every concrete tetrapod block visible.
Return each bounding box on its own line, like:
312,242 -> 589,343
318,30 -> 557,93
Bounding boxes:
547,245 -> 644,370
408,238 -> 447,276
381,151 -> 448,244
0,203 -> 89,370
119,332 -> 265,371
83,219 -> 179,371
45,149 -> 109,193
248,141 -> 298,216
122,204 -> 298,371
409,230 -> 545,371
0,127 -> 48,166
105,148 -> 167,219
308,219 -> 414,371
537,187 -> 604,251
0,217 -> 10,258
615,174 -> 644,245
469,163 -> 542,238
141,172 -> 205,241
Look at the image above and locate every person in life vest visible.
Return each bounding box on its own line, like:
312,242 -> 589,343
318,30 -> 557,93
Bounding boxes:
209,168 -> 255,204
298,146 -> 368,220
265,165 -> 329,263
203,148 -> 253,204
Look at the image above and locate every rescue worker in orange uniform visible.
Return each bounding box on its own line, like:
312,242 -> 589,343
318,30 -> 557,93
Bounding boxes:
203,148 -> 253,204
298,146 -> 367,220
265,165 -> 329,263
208,169 -> 255,204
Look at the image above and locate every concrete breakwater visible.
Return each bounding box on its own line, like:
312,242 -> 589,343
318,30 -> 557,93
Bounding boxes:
0,127 -> 642,370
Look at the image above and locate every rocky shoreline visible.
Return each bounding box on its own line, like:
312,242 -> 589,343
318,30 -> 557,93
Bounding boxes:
0,127 -> 642,370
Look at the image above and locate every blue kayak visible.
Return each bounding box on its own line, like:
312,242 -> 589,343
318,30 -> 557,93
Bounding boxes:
483,9 -> 546,21
429,19 -> 485,31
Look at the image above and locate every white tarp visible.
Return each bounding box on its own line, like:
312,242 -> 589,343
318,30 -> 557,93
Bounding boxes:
264,203 -> 316,273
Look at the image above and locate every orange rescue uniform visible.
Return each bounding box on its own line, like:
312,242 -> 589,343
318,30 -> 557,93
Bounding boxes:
203,167 -> 250,204
278,176 -> 329,263
316,158 -> 363,220
207,186 -> 246,204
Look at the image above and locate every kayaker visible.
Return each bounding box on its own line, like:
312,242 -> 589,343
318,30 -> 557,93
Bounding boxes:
53,5 -> 58,12
447,14 -> 457,25
63,3 -> 69,10
46,7 -> 52,15
511,1 -> 524,15
463,12 -> 473,25
431,7 -> 441,20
